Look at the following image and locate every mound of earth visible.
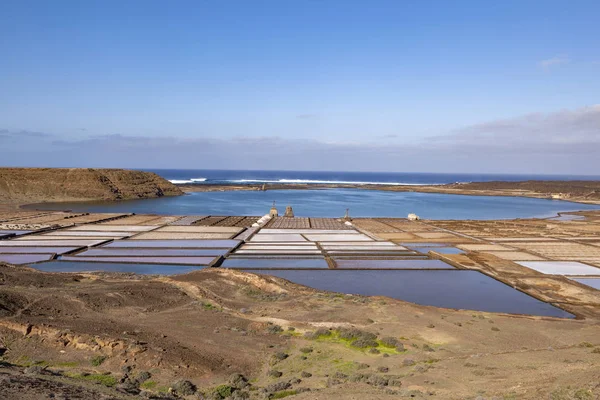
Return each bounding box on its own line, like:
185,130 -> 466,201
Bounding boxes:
0,168 -> 183,205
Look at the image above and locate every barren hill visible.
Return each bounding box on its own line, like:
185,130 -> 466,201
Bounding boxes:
0,168 -> 183,205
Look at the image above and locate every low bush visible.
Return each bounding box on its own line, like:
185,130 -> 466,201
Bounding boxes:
380,337 -> 399,348
90,355 -> 107,367
268,370 -> 283,378
172,380 -> 197,396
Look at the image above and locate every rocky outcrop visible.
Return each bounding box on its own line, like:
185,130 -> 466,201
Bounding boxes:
0,168 -> 183,205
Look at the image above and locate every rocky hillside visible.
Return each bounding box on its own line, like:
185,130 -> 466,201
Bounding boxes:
0,168 -> 183,205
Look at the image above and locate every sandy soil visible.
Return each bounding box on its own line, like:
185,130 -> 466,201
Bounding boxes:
1,262 -> 599,399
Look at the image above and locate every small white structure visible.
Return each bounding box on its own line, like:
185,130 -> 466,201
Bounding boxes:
253,214 -> 272,227
408,213 -> 420,221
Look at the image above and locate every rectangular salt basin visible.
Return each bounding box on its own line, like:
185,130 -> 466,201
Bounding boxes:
249,234 -> 307,242
69,225 -> 155,232
320,243 -> 401,249
410,247 -> 465,255
400,243 -> 448,247
15,236 -> 117,242
131,232 -> 235,240
0,240 -> 108,247
75,248 -> 229,257
30,261 -> 204,275
322,246 -> 409,251
304,234 -> 372,242
0,247 -> 79,254
42,231 -> 133,237
335,259 -> 455,269
243,270 -> 572,318
0,230 -> 33,235
516,261 -> 600,276
60,256 -> 217,265
220,258 -> 329,269
235,250 -> 322,255
260,229 -> 356,234
155,226 -> 242,233
103,240 -> 240,248
571,278 -> 600,290
240,245 -> 318,250
0,254 -> 55,264
327,251 -> 424,258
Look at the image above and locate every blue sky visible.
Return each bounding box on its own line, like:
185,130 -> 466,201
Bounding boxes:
1,0 -> 599,173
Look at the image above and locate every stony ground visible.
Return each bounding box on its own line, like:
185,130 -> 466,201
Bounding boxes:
1,263 -> 599,400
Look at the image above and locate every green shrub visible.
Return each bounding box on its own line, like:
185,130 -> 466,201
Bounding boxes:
140,380 -> 157,390
172,380 -> 196,396
272,389 -> 298,399
337,328 -> 376,342
76,373 -> 117,387
213,384 -> 233,398
267,324 -> 284,334
90,356 -> 107,367
380,337 -> 399,348
304,328 -> 331,339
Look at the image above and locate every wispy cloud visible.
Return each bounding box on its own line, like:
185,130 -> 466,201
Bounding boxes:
2,105 -> 599,174
538,55 -> 570,69
296,114 -> 318,119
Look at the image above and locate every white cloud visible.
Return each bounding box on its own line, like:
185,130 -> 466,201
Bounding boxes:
539,55 -> 570,69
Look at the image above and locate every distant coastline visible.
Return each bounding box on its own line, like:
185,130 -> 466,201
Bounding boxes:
177,181 -> 600,205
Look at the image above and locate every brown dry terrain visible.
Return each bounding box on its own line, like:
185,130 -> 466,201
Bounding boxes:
180,180 -> 600,205
0,263 -> 599,400
1,206 -> 600,398
0,168 -> 183,207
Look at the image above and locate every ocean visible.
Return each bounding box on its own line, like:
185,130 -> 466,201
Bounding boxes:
149,169 -> 600,186
32,169 -> 600,219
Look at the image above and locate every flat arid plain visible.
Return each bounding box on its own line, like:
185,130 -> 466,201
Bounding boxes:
1,201 -> 600,399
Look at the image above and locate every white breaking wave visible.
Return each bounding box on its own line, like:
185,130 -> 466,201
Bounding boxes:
227,178 -> 441,186
169,178 -> 207,184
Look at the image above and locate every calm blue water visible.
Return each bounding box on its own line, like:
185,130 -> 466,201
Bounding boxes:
148,169 -> 600,185
34,188 -> 600,219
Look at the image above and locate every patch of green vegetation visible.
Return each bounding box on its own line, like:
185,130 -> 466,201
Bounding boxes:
14,355 -> 32,366
202,302 -> 221,311
74,373 -> 117,387
550,387 -> 593,400
90,355 -> 107,367
266,324 -> 284,334
332,360 -> 359,374
306,327 -> 390,353
157,386 -> 170,394
578,342 -> 594,348
140,380 -> 157,390
213,384 -> 233,398
32,360 -> 49,367
53,361 -> 79,368
272,390 -> 298,399
281,330 -> 301,337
